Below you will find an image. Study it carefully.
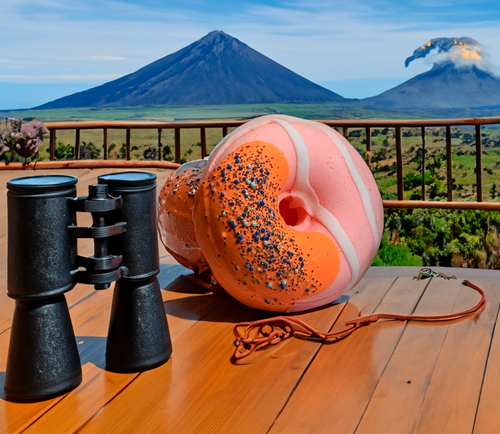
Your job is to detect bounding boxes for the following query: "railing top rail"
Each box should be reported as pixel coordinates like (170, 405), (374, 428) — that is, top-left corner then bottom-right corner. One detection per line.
(44, 120), (248, 130)
(320, 116), (500, 127)
(44, 116), (500, 130)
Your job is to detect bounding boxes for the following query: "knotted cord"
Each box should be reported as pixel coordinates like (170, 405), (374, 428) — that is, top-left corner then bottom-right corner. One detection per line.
(233, 280), (486, 362)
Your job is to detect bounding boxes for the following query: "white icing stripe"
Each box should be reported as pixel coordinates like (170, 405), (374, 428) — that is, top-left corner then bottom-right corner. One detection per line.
(315, 123), (380, 243)
(209, 117), (273, 166)
(282, 116), (380, 247)
(271, 118), (361, 289)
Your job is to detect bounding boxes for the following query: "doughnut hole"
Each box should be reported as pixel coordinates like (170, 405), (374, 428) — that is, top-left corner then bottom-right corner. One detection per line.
(279, 196), (308, 228)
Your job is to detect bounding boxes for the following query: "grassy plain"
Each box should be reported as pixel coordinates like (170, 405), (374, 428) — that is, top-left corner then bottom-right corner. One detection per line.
(0, 102), (424, 122)
(2, 105), (500, 202)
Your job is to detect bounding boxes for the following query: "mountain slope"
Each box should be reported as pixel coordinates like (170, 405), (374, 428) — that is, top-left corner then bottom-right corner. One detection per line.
(363, 63), (500, 110)
(35, 31), (344, 109)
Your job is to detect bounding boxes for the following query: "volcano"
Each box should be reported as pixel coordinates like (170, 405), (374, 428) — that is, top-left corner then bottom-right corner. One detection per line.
(34, 31), (344, 109)
(363, 35), (500, 112)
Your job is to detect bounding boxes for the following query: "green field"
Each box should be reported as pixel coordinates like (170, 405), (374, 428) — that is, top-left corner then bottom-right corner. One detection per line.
(0, 102), (426, 122)
(2, 105), (500, 202)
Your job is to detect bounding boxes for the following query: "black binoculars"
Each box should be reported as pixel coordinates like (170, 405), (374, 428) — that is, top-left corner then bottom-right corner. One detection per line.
(4, 171), (172, 402)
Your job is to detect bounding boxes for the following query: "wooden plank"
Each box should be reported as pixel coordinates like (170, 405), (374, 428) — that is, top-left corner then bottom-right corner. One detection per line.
(354, 278), (481, 434)
(473, 305), (500, 433)
(200, 127), (207, 158)
(269, 276), (425, 434)
(39, 116), (500, 130)
(157, 128), (162, 161)
(365, 126), (371, 168)
(75, 128), (81, 160)
(22, 363), (140, 434)
(421, 126), (426, 200)
(125, 128), (131, 161)
(412, 280), (498, 434)
(174, 128), (181, 164)
(446, 125), (452, 201)
(0, 389), (66, 434)
(74, 277), (386, 434)
(395, 126), (404, 200)
(103, 128), (108, 160)
(49, 128), (55, 161)
(476, 124), (482, 202)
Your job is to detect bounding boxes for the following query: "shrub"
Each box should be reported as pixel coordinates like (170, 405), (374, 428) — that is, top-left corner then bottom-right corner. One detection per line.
(372, 234), (423, 266)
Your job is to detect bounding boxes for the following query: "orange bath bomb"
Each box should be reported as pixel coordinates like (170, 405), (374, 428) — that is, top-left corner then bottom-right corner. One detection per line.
(193, 141), (340, 311)
(158, 159), (209, 274)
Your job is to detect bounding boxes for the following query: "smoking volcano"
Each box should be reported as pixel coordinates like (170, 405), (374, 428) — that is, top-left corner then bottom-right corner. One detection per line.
(364, 37), (500, 111)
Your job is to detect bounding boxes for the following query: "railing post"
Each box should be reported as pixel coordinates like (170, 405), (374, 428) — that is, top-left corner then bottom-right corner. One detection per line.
(476, 124), (483, 202)
(365, 127), (371, 168)
(342, 127), (348, 139)
(446, 125), (453, 201)
(175, 128), (181, 164)
(223, 126), (228, 138)
(395, 126), (404, 200)
(200, 127), (207, 159)
(103, 128), (108, 160)
(158, 129), (162, 161)
(49, 128), (56, 161)
(126, 128), (131, 160)
(75, 129), (80, 160)
(421, 127), (426, 201)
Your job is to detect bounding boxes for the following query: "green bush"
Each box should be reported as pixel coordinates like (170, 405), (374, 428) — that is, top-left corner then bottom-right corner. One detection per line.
(372, 234), (423, 266)
(52, 142), (74, 160)
(380, 208), (500, 269)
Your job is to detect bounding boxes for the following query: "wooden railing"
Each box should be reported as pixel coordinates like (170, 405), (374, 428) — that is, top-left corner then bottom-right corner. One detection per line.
(45, 120), (245, 163)
(44, 116), (500, 211)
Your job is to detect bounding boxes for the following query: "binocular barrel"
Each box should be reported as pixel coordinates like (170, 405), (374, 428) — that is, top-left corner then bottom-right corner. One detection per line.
(5, 175), (81, 402)
(4, 171), (172, 402)
(7, 175), (78, 299)
(97, 172), (171, 373)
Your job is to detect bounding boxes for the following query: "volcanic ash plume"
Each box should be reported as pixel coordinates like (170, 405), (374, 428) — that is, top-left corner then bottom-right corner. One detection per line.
(405, 37), (498, 76)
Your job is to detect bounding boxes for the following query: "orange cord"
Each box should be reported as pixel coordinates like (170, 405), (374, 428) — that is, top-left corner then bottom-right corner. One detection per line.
(233, 280), (486, 361)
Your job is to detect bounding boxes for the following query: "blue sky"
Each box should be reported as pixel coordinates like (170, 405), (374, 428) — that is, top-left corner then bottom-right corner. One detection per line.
(2, 0), (500, 109)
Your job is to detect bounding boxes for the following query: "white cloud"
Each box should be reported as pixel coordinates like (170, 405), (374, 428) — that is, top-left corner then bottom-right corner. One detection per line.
(0, 74), (121, 83)
(88, 56), (127, 61)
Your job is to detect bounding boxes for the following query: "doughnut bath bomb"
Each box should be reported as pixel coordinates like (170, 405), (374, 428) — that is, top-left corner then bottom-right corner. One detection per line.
(158, 159), (210, 274)
(193, 115), (383, 312)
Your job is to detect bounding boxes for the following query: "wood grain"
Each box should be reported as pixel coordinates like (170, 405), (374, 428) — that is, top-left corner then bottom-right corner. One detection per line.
(411, 281), (498, 434)
(473, 302), (500, 434)
(354, 278), (485, 434)
(75, 277), (376, 434)
(269, 276), (426, 434)
(22, 363), (139, 434)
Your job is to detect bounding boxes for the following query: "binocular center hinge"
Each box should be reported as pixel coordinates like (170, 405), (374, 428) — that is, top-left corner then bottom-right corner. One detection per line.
(68, 184), (127, 290)
(69, 185), (122, 213)
(68, 221), (126, 239)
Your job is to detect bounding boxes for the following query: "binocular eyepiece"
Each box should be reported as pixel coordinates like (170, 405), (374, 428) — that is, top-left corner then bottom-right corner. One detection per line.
(4, 171), (172, 402)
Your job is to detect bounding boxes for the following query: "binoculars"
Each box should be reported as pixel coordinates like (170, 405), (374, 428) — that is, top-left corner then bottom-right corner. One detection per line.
(4, 171), (172, 402)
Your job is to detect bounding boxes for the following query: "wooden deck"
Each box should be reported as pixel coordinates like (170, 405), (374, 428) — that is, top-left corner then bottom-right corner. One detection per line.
(1, 168), (500, 434)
